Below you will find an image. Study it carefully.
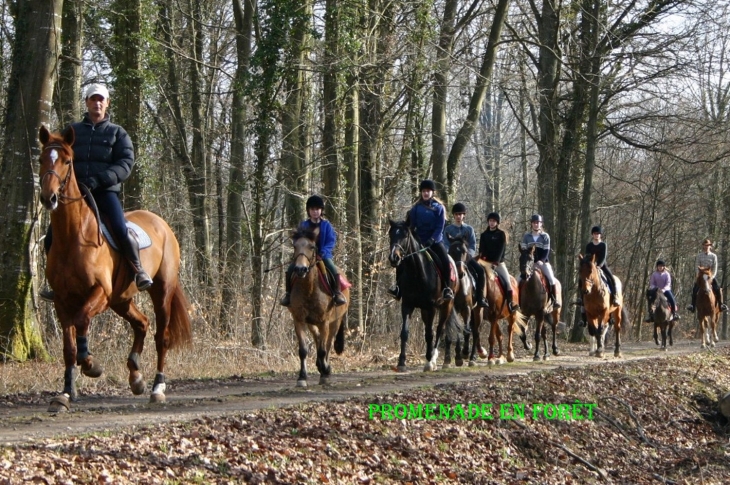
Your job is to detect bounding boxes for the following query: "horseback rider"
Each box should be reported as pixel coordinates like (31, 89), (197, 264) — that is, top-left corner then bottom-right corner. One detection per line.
(403, 179), (454, 301)
(646, 260), (680, 322)
(687, 239), (728, 313)
(584, 226), (619, 306)
(443, 203), (488, 308)
(478, 212), (519, 313)
(40, 83), (152, 301)
(280, 195), (347, 307)
(520, 214), (560, 308)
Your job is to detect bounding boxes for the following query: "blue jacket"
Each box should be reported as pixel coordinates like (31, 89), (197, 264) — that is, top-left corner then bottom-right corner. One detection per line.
(300, 219), (337, 260)
(409, 199), (446, 245)
(70, 113), (134, 193)
(443, 223), (477, 257)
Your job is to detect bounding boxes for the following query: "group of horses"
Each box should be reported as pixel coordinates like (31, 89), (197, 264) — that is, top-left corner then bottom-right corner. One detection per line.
(36, 126), (717, 412)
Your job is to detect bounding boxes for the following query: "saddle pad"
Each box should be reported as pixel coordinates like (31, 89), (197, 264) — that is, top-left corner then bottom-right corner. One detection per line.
(101, 221), (152, 251)
(315, 261), (352, 296)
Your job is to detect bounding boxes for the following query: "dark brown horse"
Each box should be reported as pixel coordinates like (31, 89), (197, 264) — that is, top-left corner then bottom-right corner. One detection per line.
(577, 254), (624, 358)
(286, 227), (349, 386)
(695, 266), (719, 349)
(648, 289), (674, 350)
(518, 245), (560, 361)
(444, 234), (474, 368)
(472, 260), (527, 365)
(38, 126), (192, 412)
(388, 220), (462, 371)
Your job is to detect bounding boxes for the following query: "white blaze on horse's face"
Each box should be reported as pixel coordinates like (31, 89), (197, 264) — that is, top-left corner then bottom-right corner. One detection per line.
(49, 149), (58, 166)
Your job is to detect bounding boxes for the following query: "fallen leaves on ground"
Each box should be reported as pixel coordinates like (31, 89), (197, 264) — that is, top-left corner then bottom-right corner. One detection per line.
(2, 349), (730, 484)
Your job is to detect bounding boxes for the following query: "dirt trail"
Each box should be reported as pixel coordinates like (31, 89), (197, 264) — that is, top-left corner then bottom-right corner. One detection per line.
(0, 340), (719, 446)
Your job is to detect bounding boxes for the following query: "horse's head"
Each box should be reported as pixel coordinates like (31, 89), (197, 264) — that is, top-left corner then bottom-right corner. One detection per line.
(291, 227), (318, 277)
(519, 245), (536, 278)
(697, 266), (713, 291)
(38, 125), (76, 211)
(446, 234), (469, 278)
(388, 219), (413, 267)
(578, 253), (598, 295)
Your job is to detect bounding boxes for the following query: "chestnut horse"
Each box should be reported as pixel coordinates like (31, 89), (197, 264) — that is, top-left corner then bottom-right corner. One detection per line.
(388, 220), (462, 372)
(518, 245), (560, 361)
(648, 289), (674, 350)
(471, 260), (527, 365)
(577, 254), (624, 358)
(286, 227), (349, 386)
(444, 234), (474, 368)
(38, 126), (192, 412)
(695, 266), (719, 348)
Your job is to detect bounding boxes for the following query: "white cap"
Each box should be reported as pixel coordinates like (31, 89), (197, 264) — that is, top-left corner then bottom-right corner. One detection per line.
(84, 84), (110, 100)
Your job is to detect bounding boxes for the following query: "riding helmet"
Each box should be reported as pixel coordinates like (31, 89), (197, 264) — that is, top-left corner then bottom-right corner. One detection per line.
(531, 214), (543, 223)
(656, 259), (665, 267)
(452, 203), (467, 214)
(419, 179), (436, 191)
(487, 212), (501, 223)
(591, 225), (603, 235)
(305, 195), (325, 210)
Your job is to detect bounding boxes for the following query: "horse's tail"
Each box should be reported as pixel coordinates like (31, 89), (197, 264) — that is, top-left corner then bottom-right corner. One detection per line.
(168, 282), (193, 350)
(511, 310), (528, 337)
(334, 312), (347, 355)
(446, 308), (465, 342)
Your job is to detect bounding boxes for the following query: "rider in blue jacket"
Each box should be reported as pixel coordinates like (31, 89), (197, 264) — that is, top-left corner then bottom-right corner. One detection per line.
(280, 195), (347, 307)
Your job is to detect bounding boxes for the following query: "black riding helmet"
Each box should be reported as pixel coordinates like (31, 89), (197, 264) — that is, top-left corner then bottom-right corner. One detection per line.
(487, 212), (500, 223)
(419, 179), (436, 191)
(656, 259), (666, 267)
(306, 195), (325, 210)
(591, 225), (603, 234)
(531, 214), (543, 223)
(452, 202), (467, 214)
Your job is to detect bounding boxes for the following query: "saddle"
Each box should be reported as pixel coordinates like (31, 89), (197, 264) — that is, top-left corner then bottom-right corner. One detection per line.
(423, 250), (457, 282)
(315, 260), (352, 297)
(101, 221), (152, 251)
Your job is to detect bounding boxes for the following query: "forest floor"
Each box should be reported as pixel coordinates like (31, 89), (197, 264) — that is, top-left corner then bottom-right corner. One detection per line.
(1, 339), (730, 484)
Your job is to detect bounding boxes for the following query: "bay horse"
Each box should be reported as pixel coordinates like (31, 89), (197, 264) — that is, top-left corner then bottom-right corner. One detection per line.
(695, 266), (719, 348)
(518, 245), (560, 361)
(286, 227), (349, 387)
(472, 260), (527, 365)
(388, 220), (462, 372)
(443, 234), (475, 368)
(577, 253), (624, 358)
(648, 289), (673, 350)
(38, 126), (192, 412)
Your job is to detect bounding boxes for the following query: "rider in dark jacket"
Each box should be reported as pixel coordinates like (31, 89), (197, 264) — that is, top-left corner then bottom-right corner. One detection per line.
(40, 84), (152, 301)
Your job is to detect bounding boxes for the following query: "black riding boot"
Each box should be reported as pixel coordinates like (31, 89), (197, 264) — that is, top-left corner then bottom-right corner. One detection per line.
(720, 288), (728, 312)
(687, 284), (698, 312)
(280, 265), (294, 306)
(122, 228), (153, 291)
(644, 300), (654, 323)
(550, 284), (561, 308)
(506, 290), (519, 313)
(332, 273), (347, 306)
(39, 226), (55, 302)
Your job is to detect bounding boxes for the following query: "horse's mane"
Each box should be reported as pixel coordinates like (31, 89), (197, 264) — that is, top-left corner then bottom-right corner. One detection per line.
(292, 226), (317, 242)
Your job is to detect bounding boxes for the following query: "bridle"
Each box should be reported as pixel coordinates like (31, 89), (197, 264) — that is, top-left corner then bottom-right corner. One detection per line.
(580, 258), (604, 296)
(40, 143), (84, 203)
(293, 236), (317, 273)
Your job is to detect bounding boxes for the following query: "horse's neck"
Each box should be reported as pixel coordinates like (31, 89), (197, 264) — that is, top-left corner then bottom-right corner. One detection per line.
(295, 267), (320, 295)
(50, 196), (98, 244)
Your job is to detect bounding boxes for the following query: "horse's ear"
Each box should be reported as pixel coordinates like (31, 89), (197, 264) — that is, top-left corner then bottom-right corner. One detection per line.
(61, 126), (75, 146)
(39, 125), (50, 145)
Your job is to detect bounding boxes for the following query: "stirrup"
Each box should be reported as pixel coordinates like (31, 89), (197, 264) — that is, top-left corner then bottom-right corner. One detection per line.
(476, 298), (489, 308)
(39, 288), (55, 302)
(442, 287), (454, 300)
(280, 293), (291, 307)
(721, 304), (728, 312)
(686, 305), (695, 313)
(333, 292), (347, 306)
(135, 271), (153, 291)
(672, 312), (681, 320)
(508, 301), (519, 313)
(387, 286), (401, 300)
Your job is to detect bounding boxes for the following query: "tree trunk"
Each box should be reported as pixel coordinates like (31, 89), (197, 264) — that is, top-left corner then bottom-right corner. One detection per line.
(56, 0), (83, 126)
(0, 0), (62, 361)
(322, 0), (341, 226)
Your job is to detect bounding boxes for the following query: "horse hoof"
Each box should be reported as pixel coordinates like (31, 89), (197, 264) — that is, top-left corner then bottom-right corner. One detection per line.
(614, 352), (622, 358)
(423, 362), (436, 372)
(662, 347), (667, 352)
(48, 394), (70, 413)
(455, 358), (464, 367)
(80, 361), (103, 378)
(497, 357), (506, 365)
(130, 375), (146, 395)
(478, 347), (488, 359)
(543, 355), (549, 361)
(150, 393), (166, 404)
(506, 353), (515, 363)
(595, 351), (604, 358)
(442, 363), (451, 369)
(487, 359), (496, 366)
(533, 356), (541, 362)
(552, 350), (560, 356)
(468, 360), (476, 367)
(296, 380), (308, 388)
(396, 366), (408, 373)
(319, 376), (331, 386)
